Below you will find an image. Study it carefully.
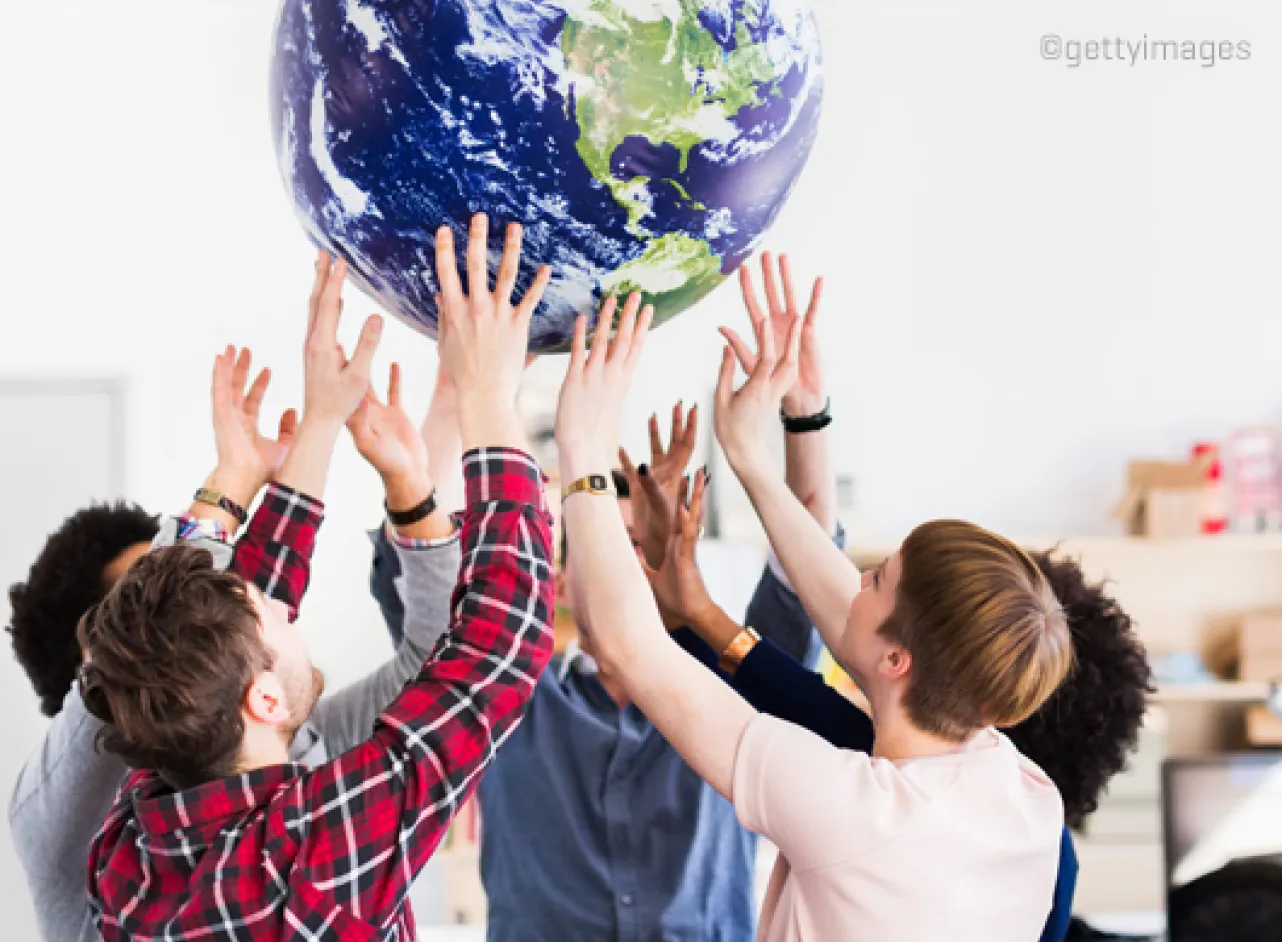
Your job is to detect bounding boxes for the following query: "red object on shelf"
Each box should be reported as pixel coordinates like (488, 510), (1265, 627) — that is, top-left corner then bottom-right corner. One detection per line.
(1192, 442), (1228, 535)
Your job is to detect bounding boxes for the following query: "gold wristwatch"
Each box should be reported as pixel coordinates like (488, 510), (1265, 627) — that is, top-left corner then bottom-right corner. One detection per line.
(562, 474), (615, 501)
(718, 626), (762, 675)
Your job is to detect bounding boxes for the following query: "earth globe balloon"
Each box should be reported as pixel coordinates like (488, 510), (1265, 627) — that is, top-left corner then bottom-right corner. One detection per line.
(270, 1), (824, 352)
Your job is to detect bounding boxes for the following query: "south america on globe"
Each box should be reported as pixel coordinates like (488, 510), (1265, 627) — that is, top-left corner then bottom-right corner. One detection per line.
(271, 0), (824, 353)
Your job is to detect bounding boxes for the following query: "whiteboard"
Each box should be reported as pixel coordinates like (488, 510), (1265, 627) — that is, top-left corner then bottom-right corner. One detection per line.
(0, 379), (124, 941)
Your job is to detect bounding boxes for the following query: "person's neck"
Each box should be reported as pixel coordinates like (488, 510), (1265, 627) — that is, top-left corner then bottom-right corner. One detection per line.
(868, 699), (970, 762)
(236, 723), (291, 773)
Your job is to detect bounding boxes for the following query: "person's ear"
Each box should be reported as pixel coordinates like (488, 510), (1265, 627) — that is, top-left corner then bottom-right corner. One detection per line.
(244, 672), (290, 726)
(879, 645), (912, 682)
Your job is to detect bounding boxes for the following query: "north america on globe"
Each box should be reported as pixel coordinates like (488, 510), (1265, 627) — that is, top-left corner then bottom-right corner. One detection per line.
(271, 0), (824, 352)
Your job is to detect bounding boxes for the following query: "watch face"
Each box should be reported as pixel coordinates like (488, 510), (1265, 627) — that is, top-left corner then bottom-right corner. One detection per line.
(590, 475), (608, 491)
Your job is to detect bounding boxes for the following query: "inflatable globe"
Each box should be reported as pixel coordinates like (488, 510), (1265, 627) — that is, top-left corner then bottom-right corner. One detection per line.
(270, 1), (823, 352)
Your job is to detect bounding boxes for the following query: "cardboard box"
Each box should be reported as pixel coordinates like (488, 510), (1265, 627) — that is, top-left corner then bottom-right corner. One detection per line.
(1240, 612), (1282, 683)
(1246, 705), (1282, 746)
(1115, 460), (1208, 538)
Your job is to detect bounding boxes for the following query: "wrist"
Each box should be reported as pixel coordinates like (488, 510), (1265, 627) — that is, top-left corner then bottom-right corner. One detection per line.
(782, 390), (826, 418)
(559, 449), (615, 487)
(295, 414), (345, 443)
(383, 472), (434, 512)
(206, 467), (260, 511)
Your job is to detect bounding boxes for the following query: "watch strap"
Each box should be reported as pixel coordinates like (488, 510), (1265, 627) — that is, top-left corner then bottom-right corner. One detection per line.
(781, 398), (833, 434)
(717, 626), (762, 675)
(385, 489), (439, 527)
(193, 488), (248, 527)
(562, 474), (615, 501)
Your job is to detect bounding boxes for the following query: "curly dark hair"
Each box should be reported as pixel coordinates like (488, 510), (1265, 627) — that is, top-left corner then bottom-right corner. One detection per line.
(1003, 551), (1154, 828)
(7, 501), (159, 717)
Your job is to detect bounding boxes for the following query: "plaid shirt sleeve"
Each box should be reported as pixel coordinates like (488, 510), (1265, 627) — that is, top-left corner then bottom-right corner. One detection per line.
(290, 448), (554, 927)
(230, 483), (324, 621)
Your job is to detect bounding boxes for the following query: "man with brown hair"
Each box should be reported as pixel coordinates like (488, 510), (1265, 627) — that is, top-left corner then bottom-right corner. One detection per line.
(9, 326), (464, 941)
(80, 216), (557, 941)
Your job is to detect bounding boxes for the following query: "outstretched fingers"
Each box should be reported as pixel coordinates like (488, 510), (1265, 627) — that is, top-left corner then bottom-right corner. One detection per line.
(495, 222), (523, 305)
(514, 265), (553, 322)
(805, 276), (824, 328)
(244, 367), (272, 423)
(435, 226), (464, 311)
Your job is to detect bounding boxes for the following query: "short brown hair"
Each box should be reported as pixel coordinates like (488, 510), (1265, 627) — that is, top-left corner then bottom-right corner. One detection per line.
(78, 544), (270, 788)
(880, 520), (1073, 741)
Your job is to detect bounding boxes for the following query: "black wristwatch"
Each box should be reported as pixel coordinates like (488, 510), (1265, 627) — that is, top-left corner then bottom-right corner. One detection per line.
(781, 398), (833, 434)
(385, 489), (439, 527)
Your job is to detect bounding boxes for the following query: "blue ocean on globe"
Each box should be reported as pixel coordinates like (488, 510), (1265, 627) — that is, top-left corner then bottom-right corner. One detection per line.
(270, 0), (824, 352)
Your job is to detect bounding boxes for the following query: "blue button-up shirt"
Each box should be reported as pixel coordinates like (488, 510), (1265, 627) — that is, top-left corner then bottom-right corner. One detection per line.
(476, 560), (822, 942)
(372, 529), (827, 942)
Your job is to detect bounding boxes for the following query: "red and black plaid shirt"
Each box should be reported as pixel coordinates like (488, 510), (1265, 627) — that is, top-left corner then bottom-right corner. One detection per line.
(231, 481), (324, 621)
(87, 449), (555, 941)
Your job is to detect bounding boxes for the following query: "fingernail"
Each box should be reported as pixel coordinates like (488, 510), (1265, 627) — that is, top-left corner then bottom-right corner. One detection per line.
(638, 464), (649, 477)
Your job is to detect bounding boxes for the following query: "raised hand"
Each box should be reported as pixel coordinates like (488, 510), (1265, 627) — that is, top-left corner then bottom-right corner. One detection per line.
(641, 470), (715, 630)
(211, 346), (298, 496)
(713, 277), (803, 475)
(303, 251), (383, 427)
(348, 363), (431, 501)
(555, 293), (654, 484)
(619, 402), (698, 570)
(723, 253), (825, 417)
(435, 214), (551, 450)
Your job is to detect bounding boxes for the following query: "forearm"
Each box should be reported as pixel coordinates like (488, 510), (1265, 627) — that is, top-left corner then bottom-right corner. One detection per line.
(562, 491), (754, 799)
(457, 393), (525, 453)
(276, 417), (342, 498)
(733, 457), (858, 654)
(385, 474), (456, 542)
(309, 533), (461, 757)
(231, 484), (324, 619)
(423, 377), (464, 511)
(783, 427), (837, 536)
(678, 612), (874, 754)
(186, 467), (261, 534)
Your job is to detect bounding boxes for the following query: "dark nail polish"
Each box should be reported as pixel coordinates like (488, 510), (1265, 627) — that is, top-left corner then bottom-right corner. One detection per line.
(638, 464), (649, 477)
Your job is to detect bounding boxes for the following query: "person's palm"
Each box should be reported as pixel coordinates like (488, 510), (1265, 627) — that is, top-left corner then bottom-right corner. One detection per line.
(621, 402), (698, 570)
(212, 347), (297, 488)
(348, 364), (429, 484)
(725, 253), (825, 415)
(643, 472), (714, 629)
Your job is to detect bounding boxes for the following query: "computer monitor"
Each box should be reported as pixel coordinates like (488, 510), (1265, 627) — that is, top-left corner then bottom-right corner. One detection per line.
(1162, 753), (1282, 931)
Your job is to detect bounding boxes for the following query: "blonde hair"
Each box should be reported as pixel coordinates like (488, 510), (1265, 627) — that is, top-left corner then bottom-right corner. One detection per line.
(879, 520), (1073, 741)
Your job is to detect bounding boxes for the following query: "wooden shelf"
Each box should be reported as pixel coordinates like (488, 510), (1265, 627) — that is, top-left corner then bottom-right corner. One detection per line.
(1151, 681), (1271, 704)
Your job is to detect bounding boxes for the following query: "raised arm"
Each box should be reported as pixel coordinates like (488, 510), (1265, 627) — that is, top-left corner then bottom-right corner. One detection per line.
(307, 361), (463, 756)
(293, 215), (556, 921)
(716, 258), (859, 654)
(724, 253), (836, 536)
(557, 295), (758, 799)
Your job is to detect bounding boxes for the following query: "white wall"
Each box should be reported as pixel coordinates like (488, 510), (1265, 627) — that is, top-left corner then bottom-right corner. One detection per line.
(2, 0), (1282, 928)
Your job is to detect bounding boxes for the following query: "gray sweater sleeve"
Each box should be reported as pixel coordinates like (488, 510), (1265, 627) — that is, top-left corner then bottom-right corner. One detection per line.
(8, 687), (127, 942)
(6, 516), (242, 942)
(306, 527), (461, 758)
